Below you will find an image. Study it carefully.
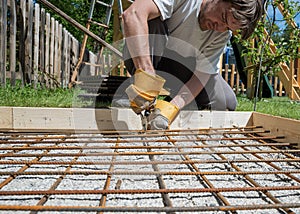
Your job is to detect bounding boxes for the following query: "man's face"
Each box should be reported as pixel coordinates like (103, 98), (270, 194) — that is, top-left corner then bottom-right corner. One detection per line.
(199, 0), (242, 32)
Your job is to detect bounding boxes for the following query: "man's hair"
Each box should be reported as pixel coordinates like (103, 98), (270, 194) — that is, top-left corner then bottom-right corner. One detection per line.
(225, 0), (264, 39)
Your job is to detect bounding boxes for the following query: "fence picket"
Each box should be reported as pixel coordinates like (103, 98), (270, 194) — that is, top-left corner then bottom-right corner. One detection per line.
(9, 0), (17, 86)
(40, 8), (46, 84)
(33, 3), (40, 87)
(26, 0), (34, 83)
(0, 0), (8, 86)
(44, 12), (50, 87)
(49, 17), (55, 87)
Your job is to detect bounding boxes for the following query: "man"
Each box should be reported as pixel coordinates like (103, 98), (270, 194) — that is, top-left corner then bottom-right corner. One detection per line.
(120, 0), (263, 130)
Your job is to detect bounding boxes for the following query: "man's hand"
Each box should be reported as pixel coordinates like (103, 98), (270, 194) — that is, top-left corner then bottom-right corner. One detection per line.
(147, 100), (179, 130)
(125, 69), (166, 114)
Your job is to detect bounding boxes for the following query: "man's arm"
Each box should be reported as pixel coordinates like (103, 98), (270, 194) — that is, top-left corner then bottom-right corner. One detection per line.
(170, 71), (211, 108)
(122, 0), (161, 75)
(146, 71), (211, 130)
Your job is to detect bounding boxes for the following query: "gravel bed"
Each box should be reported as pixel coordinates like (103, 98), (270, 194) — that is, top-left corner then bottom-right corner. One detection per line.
(0, 131), (299, 214)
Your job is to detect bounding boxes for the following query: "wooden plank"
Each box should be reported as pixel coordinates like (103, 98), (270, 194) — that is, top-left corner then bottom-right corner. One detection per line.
(45, 12), (50, 87)
(19, 0), (27, 85)
(13, 107), (75, 131)
(25, 0), (33, 83)
(0, 107), (12, 130)
(235, 72), (240, 95)
(224, 64), (228, 83)
(49, 17), (55, 87)
(296, 47), (300, 86)
(274, 76), (278, 96)
(40, 8), (46, 84)
(3, 107), (300, 148)
(90, 51), (96, 76)
(57, 23), (63, 86)
(9, 0), (17, 86)
(252, 112), (300, 148)
(62, 29), (68, 87)
(11, 107), (141, 131)
(66, 32), (71, 86)
(71, 35), (79, 80)
(53, 20), (59, 85)
(279, 81), (283, 96)
(0, 0), (7, 86)
(33, 3), (40, 87)
(230, 64), (235, 88)
(171, 111), (253, 129)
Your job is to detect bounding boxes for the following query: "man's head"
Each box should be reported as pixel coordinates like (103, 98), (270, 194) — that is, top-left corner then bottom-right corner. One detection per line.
(199, 0), (263, 39)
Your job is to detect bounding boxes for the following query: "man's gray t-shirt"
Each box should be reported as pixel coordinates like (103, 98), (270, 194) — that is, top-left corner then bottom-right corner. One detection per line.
(153, 0), (231, 75)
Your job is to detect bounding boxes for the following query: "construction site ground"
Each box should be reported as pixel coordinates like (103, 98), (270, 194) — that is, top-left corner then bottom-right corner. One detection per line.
(0, 107), (299, 213)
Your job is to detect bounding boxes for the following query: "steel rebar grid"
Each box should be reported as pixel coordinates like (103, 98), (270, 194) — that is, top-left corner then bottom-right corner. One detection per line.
(0, 126), (299, 213)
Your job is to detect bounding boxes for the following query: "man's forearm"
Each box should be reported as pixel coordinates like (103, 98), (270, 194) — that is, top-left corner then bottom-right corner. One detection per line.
(171, 72), (211, 108)
(122, 0), (160, 74)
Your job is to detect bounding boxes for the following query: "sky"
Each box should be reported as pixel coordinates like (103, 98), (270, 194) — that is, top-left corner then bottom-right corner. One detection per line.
(266, 0), (300, 29)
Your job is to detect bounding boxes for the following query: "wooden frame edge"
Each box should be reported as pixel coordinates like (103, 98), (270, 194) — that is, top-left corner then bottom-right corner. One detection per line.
(252, 112), (300, 148)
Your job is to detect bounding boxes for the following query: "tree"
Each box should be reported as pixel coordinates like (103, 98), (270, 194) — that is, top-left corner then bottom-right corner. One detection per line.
(234, 0), (300, 100)
(44, 0), (111, 51)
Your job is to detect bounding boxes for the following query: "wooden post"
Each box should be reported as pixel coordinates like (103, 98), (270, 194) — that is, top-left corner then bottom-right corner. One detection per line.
(33, 3), (40, 87)
(289, 58), (294, 99)
(40, 8), (46, 85)
(49, 17), (55, 87)
(65, 33), (71, 86)
(53, 21), (59, 86)
(235, 71), (240, 95)
(224, 64), (229, 83)
(9, 0), (17, 86)
(62, 29), (68, 87)
(25, 0), (33, 84)
(57, 23), (63, 86)
(45, 13), (51, 87)
(230, 64), (235, 89)
(0, 0), (7, 86)
(274, 76), (278, 96)
(241, 82), (245, 95)
(119, 60), (124, 76)
(219, 54), (223, 76)
(279, 81), (283, 97)
(108, 54), (112, 75)
(296, 47), (300, 86)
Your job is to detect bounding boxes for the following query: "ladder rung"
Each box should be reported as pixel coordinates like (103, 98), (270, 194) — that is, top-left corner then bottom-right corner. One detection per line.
(96, 0), (113, 8)
(90, 20), (109, 28)
(292, 84), (300, 88)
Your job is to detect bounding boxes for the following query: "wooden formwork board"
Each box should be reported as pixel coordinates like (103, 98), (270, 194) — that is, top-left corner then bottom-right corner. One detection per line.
(0, 107), (299, 147)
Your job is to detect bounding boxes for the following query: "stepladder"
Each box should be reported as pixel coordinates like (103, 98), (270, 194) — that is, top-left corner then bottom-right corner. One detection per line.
(69, 0), (132, 88)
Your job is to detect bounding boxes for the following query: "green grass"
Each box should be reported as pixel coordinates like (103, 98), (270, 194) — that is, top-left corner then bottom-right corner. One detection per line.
(0, 83), (92, 108)
(0, 84), (299, 120)
(236, 95), (300, 120)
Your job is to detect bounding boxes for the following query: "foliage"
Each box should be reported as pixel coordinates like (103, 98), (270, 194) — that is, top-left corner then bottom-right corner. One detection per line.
(233, 0), (300, 99)
(44, 0), (112, 52)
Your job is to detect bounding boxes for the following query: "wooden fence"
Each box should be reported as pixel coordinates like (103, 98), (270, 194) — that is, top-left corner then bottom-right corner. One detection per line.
(0, 0), (111, 88)
(221, 64), (287, 97)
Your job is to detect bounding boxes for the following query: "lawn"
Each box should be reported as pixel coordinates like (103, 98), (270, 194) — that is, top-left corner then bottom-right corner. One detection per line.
(236, 95), (300, 120)
(0, 84), (299, 120)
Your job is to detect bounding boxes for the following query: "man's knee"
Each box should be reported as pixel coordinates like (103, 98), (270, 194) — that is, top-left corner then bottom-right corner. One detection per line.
(227, 94), (237, 111)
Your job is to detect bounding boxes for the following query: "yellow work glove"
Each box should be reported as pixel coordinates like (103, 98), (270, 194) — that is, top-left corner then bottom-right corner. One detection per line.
(125, 69), (166, 114)
(147, 100), (179, 130)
